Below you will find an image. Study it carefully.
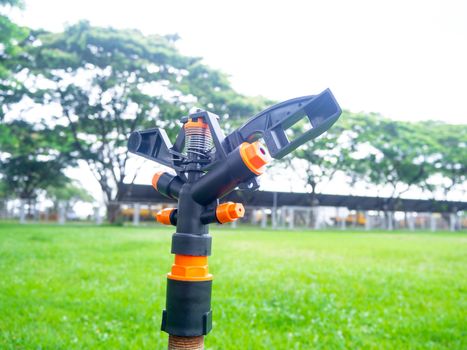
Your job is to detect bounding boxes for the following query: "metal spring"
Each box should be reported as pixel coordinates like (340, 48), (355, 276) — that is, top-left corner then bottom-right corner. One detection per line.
(185, 125), (213, 156)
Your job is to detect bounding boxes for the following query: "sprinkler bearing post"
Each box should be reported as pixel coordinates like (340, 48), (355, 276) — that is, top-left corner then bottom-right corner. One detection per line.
(127, 89), (342, 348)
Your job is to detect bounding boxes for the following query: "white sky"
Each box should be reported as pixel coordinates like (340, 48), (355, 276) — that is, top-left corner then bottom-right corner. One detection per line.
(10, 0), (467, 124)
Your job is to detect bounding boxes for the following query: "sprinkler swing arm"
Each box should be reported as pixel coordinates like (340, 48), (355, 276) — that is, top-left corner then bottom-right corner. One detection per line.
(127, 88), (341, 345)
(129, 88), (341, 171)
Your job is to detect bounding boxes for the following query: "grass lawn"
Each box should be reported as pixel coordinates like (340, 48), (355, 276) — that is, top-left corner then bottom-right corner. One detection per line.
(0, 223), (466, 349)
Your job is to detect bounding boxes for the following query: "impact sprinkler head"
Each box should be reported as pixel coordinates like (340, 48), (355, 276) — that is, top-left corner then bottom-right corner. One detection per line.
(128, 88), (342, 348)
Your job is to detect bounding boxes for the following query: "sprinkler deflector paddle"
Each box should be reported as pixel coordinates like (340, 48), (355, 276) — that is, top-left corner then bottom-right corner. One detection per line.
(127, 88), (342, 343)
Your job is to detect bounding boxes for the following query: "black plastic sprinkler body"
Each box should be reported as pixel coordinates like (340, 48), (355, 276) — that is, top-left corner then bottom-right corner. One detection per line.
(127, 88), (342, 349)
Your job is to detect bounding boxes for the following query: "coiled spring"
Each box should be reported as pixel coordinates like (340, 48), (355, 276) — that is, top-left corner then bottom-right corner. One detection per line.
(185, 122), (213, 157)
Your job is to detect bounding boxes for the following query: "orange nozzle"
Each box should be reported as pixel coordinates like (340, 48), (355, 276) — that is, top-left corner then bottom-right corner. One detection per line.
(156, 208), (175, 225)
(239, 141), (271, 175)
(152, 171), (164, 191)
(168, 255), (213, 281)
(184, 118), (209, 129)
(216, 202), (245, 224)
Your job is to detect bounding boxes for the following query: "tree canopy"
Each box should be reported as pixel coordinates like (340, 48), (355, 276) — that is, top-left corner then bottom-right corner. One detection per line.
(288, 111), (466, 201)
(0, 0), (28, 117)
(0, 16), (465, 220)
(1, 21), (269, 220)
(0, 120), (72, 199)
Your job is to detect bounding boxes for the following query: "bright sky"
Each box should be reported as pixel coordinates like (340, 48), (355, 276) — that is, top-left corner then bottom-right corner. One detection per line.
(11, 0), (467, 124)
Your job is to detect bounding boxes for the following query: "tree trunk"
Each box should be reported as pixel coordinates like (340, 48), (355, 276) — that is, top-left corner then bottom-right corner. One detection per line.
(106, 202), (120, 224)
(307, 184), (319, 228)
(28, 198), (33, 219)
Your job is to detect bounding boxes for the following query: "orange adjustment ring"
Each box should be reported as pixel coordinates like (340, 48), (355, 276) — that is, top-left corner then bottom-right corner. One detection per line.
(168, 255), (213, 281)
(152, 171), (165, 191)
(156, 208), (175, 225)
(216, 202), (245, 224)
(239, 141), (271, 175)
(184, 118), (209, 129)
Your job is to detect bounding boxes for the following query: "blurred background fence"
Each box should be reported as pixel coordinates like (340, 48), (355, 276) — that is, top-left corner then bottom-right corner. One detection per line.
(2, 188), (465, 231)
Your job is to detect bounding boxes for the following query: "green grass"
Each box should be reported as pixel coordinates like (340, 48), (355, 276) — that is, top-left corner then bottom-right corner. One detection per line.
(0, 223), (466, 349)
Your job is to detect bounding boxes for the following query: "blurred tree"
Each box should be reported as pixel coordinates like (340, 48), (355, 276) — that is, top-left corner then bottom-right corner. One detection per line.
(46, 182), (93, 214)
(10, 22), (268, 222)
(0, 179), (7, 197)
(348, 116), (438, 199)
(422, 122), (467, 199)
(46, 182), (93, 203)
(0, 169), (6, 217)
(0, 120), (73, 202)
(283, 111), (363, 228)
(283, 110), (464, 220)
(2, 17), (464, 221)
(339, 114), (443, 229)
(0, 0), (28, 119)
(286, 114), (348, 198)
(0, 0), (23, 5)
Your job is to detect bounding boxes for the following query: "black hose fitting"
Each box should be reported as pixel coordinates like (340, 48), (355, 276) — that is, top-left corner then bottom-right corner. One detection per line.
(191, 142), (270, 205)
(152, 172), (184, 199)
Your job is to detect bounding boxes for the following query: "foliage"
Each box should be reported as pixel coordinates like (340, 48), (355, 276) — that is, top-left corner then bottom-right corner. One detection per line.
(7, 22), (268, 220)
(0, 0), (24, 6)
(1, 17), (465, 209)
(46, 182), (93, 203)
(0, 0), (28, 119)
(285, 110), (466, 201)
(343, 114), (439, 198)
(286, 112), (349, 196)
(0, 120), (73, 199)
(0, 179), (7, 197)
(423, 122), (467, 197)
(0, 223), (465, 349)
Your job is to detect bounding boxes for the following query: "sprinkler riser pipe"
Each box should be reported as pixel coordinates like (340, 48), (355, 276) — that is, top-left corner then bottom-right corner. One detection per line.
(126, 90), (342, 347)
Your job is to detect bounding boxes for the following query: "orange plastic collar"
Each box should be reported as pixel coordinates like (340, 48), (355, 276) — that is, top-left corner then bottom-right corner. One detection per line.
(152, 171), (165, 191)
(156, 208), (175, 225)
(168, 255), (213, 281)
(184, 118), (209, 129)
(216, 202), (244, 224)
(239, 142), (271, 175)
